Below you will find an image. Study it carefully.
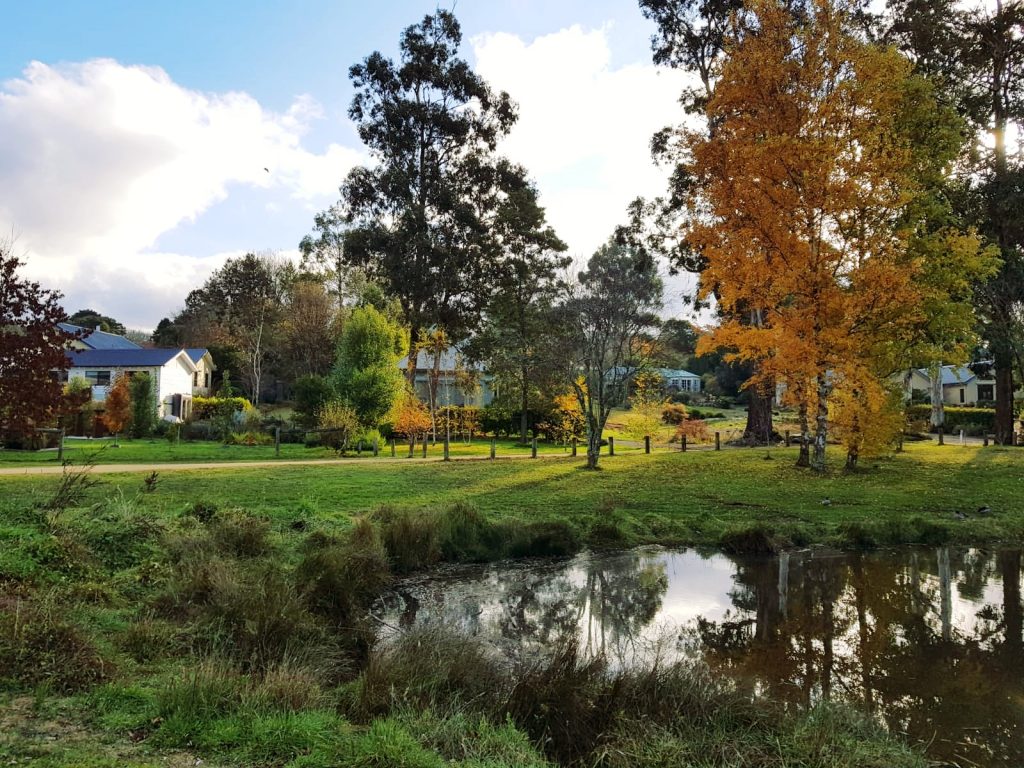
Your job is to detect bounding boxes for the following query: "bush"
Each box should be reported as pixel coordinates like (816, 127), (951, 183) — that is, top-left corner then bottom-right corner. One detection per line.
(0, 600), (113, 692)
(192, 396), (253, 421)
(661, 404), (689, 425)
(209, 512), (273, 558)
(317, 400), (361, 452)
(907, 404), (995, 433)
(129, 373), (159, 438)
(674, 419), (711, 443)
(226, 430), (272, 446)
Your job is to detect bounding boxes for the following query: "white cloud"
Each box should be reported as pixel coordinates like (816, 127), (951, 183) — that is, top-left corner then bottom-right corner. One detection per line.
(471, 25), (701, 314)
(0, 59), (362, 328)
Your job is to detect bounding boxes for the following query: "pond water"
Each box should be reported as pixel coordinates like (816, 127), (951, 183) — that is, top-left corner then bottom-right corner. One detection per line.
(372, 546), (1024, 768)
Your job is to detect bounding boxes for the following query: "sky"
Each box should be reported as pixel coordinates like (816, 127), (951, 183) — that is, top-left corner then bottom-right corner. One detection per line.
(1, 1), (698, 331)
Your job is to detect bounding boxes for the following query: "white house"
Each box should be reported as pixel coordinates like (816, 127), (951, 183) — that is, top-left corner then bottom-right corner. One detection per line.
(185, 348), (217, 396)
(63, 348), (199, 421)
(658, 368), (702, 393)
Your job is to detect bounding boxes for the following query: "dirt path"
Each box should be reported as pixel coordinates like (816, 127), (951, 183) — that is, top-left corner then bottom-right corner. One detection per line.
(0, 452), (572, 476)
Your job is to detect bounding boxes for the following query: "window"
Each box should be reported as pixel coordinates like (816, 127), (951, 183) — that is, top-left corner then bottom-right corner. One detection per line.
(959, 388), (965, 404)
(978, 384), (994, 401)
(193, 372), (199, 387)
(205, 372), (210, 388)
(85, 370), (111, 386)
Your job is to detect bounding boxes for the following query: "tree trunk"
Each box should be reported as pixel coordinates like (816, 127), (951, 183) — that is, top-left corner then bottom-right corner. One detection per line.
(929, 361), (944, 431)
(405, 327), (419, 389)
(811, 376), (829, 472)
(519, 366), (529, 445)
(743, 379), (775, 444)
(845, 445), (858, 471)
(994, 351), (1015, 445)
(585, 415), (602, 470)
(796, 401), (810, 468)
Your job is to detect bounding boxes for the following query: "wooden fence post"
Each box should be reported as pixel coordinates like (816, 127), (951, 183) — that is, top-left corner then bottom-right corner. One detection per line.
(391, 439), (396, 457)
(571, 437), (577, 457)
(608, 436), (615, 456)
(531, 437), (538, 458)
(983, 434), (989, 447)
(784, 430), (790, 447)
(644, 435), (651, 454)
(937, 426), (944, 446)
(57, 428), (65, 462)
(715, 432), (721, 451)
(490, 437), (496, 460)
(422, 435), (428, 458)
(274, 426), (280, 457)
(373, 438), (379, 457)
(681, 435), (687, 452)
(443, 435), (450, 461)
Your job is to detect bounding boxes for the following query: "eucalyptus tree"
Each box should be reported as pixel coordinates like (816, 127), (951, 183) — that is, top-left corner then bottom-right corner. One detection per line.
(306, 11), (517, 384)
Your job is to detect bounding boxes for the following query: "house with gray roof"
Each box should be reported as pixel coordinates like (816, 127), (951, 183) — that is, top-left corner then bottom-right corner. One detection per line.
(904, 364), (996, 406)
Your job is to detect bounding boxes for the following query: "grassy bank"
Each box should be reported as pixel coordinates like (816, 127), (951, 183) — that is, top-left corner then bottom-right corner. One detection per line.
(0, 474), (928, 767)
(2, 442), (1022, 553)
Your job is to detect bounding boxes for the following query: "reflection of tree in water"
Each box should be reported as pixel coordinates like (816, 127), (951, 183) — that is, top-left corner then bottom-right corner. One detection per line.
(489, 551), (669, 664)
(686, 548), (1024, 768)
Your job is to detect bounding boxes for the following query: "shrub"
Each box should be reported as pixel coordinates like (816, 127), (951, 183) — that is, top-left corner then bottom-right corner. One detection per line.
(505, 520), (581, 559)
(129, 373), (159, 438)
(661, 403), (689, 425)
(906, 404), (995, 433)
(226, 430), (272, 446)
(317, 400), (361, 452)
(209, 512), (273, 558)
(674, 419), (711, 443)
(0, 600), (113, 692)
(192, 396), (253, 421)
(373, 506), (441, 573)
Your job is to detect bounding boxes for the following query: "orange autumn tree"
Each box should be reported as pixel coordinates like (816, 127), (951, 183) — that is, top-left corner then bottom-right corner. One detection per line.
(686, 0), (928, 471)
(390, 390), (432, 452)
(102, 373), (133, 445)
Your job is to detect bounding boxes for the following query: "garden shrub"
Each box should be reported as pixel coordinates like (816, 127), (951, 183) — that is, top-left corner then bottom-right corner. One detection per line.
(192, 396), (252, 421)
(317, 400), (361, 452)
(661, 403), (689, 425)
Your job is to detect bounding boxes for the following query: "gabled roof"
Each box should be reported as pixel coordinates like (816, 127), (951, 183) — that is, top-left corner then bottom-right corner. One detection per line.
(658, 368), (700, 380)
(185, 348), (213, 366)
(399, 347), (485, 373)
(914, 364), (983, 386)
(65, 348), (197, 372)
(58, 322), (142, 350)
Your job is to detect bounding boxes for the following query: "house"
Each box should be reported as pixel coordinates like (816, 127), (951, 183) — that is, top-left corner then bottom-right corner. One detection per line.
(185, 349), (216, 396)
(658, 368), (702, 394)
(63, 348), (199, 421)
(903, 364), (996, 406)
(58, 322), (142, 351)
(397, 348), (494, 407)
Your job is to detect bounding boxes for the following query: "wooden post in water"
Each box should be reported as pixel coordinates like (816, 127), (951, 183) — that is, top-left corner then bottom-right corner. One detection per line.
(681, 435), (687, 452)
(608, 436), (615, 456)
(644, 435), (651, 454)
(274, 426), (280, 457)
(443, 435), (450, 461)
(715, 432), (721, 451)
(571, 437), (577, 457)
(531, 437), (538, 458)
(490, 437), (496, 460)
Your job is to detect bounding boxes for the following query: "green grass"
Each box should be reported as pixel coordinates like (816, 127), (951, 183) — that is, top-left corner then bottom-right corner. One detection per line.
(0, 436), (577, 467)
(2, 442), (1020, 550)
(1, 441), (1016, 767)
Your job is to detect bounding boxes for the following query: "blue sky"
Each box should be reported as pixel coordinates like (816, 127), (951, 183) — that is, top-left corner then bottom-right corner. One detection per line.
(2, 2), (695, 328)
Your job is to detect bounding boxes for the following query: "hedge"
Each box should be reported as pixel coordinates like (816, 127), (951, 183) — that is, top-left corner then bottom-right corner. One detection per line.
(192, 396), (252, 420)
(907, 404), (995, 433)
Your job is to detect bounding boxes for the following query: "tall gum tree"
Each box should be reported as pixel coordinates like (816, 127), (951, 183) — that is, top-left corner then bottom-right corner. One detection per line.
(685, 0), (940, 471)
(306, 11), (517, 385)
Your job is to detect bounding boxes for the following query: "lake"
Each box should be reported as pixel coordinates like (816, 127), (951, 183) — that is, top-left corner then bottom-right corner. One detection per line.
(372, 545), (1024, 768)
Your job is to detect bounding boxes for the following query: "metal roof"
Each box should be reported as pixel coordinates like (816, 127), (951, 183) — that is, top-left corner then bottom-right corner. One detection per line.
(58, 322), (142, 350)
(65, 348), (196, 371)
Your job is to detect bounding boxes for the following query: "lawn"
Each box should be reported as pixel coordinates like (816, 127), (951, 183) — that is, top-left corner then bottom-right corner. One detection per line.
(0, 435), (585, 467)
(2, 441), (1021, 550)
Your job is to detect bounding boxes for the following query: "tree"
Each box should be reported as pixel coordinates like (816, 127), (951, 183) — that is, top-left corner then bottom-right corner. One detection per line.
(68, 308), (126, 336)
(390, 390), (433, 451)
(151, 317), (182, 347)
(333, 305), (407, 429)
(0, 244), (77, 443)
(622, 371), (667, 442)
(279, 280), (342, 380)
(129, 373), (158, 438)
(685, 0), (940, 471)
(555, 240), (663, 469)
(293, 374), (337, 429)
(183, 253), (291, 403)
(307, 10), (518, 382)
(887, 0), (1024, 443)
(469, 171), (569, 443)
(102, 373), (133, 445)
(317, 401), (360, 453)
(627, 0), (780, 444)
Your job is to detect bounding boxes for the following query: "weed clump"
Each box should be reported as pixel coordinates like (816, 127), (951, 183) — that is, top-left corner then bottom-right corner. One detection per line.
(719, 525), (778, 555)
(209, 511), (273, 558)
(0, 599), (113, 692)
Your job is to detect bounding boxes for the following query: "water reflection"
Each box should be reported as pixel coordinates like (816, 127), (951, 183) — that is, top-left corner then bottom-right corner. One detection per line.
(372, 546), (1024, 768)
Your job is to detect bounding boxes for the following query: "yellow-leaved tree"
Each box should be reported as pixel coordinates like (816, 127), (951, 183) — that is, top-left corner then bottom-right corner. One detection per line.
(686, 0), (981, 471)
